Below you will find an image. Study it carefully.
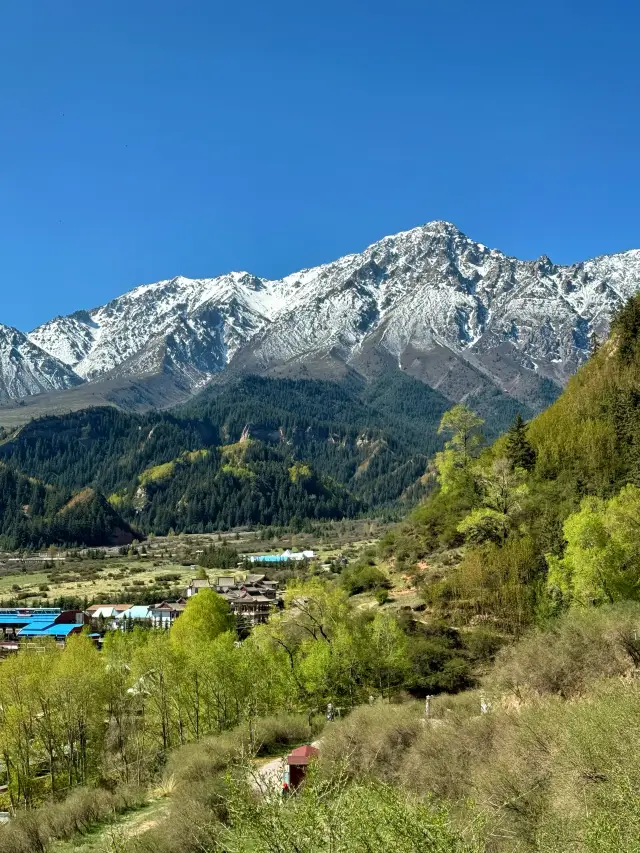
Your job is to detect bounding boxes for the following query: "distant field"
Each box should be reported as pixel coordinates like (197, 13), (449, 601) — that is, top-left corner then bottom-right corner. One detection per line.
(0, 519), (391, 606)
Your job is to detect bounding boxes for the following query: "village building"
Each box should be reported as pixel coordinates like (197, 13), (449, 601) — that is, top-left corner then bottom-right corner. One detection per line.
(248, 549), (315, 564)
(183, 573), (282, 627)
(113, 605), (151, 627)
(185, 578), (211, 597)
(148, 599), (186, 629)
(86, 603), (133, 622)
(0, 608), (90, 652)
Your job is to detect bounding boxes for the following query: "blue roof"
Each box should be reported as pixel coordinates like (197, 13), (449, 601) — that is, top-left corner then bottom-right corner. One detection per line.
(250, 555), (289, 563)
(0, 614), (58, 625)
(41, 624), (81, 636)
(116, 606), (149, 620)
(18, 625), (55, 636)
(18, 623), (81, 637)
(0, 609), (60, 615)
(0, 616), (36, 626)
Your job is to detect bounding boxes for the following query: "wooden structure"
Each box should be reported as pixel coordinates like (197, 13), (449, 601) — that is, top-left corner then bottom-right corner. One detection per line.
(286, 744), (320, 789)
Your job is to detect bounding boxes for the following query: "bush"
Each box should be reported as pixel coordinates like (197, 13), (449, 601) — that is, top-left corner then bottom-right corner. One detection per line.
(400, 707), (498, 801)
(250, 712), (324, 756)
(490, 602), (640, 699)
(0, 784), (147, 853)
(375, 587), (389, 605)
(341, 563), (391, 596)
(319, 703), (423, 783)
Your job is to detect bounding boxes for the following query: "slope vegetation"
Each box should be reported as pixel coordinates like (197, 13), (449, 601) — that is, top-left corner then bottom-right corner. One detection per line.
(380, 294), (640, 637)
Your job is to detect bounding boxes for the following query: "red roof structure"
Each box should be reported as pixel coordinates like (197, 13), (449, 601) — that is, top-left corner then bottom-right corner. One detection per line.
(287, 744), (320, 766)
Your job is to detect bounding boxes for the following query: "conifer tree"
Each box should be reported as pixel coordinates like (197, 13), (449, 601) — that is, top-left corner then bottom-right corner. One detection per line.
(504, 414), (536, 472)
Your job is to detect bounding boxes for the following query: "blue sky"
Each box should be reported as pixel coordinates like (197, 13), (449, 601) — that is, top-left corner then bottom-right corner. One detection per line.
(1, 0), (639, 330)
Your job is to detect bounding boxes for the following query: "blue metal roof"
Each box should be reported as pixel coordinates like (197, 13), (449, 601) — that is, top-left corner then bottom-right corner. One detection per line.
(18, 623), (80, 637)
(249, 555), (289, 563)
(0, 609), (60, 615)
(0, 616), (36, 626)
(18, 625), (55, 636)
(41, 624), (81, 636)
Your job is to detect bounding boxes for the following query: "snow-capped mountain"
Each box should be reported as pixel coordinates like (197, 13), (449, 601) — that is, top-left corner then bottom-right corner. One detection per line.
(10, 221), (640, 410)
(0, 324), (83, 404)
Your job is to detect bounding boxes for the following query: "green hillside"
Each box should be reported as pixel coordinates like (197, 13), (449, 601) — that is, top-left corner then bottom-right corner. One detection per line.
(381, 294), (640, 635)
(0, 465), (135, 550)
(0, 372), (528, 544)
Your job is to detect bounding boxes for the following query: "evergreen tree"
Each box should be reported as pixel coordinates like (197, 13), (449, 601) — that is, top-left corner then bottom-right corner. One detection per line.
(504, 414), (536, 472)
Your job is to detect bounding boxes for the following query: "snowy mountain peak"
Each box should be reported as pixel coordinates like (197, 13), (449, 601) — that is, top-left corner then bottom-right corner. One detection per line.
(0, 323), (83, 404)
(3, 221), (640, 411)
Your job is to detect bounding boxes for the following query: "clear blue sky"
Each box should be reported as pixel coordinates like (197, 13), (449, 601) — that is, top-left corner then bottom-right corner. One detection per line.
(1, 0), (639, 330)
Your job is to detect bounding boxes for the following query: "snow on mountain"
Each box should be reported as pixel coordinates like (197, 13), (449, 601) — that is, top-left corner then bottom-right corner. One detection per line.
(16, 222), (640, 408)
(0, 324), (83, 404)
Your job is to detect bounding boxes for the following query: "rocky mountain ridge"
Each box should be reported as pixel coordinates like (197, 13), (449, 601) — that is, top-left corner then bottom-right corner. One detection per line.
(2, 221), (639, 408)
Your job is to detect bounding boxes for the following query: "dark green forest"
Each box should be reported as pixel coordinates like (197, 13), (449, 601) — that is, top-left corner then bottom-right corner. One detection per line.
(0, 372), (519, 548)
(0, 371), (530, 549)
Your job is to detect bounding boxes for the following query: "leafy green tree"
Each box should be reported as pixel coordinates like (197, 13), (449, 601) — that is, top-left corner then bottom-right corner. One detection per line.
(437, 404), (485, 461)
(457, 507), (512, 545)
(368, 612), (409, 699)
(457, 458), (528, 544)
(171, 588), (235, 646)
(547, 485), (640, 607)
(434, 405), (484, 503)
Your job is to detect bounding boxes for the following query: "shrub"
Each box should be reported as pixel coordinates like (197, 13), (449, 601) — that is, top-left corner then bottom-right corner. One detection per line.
(318, 702), (423, 783)
(400, 708), (498, 801)
(375, 587), (390, 605)
(0, 784), (147, 853)
(341, 563), (391, 596)
(250, 712), (323, 756)
(490, 602), (640, 698)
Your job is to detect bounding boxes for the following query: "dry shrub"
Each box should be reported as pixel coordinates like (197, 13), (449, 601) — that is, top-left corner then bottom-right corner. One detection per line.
(163, 730), (241, 788)
(535, 680), (640, 852)
(0, 784), (147, 853)
(319, 702), (423, 783)
(491, 603), (640, 698)
(250, 712), (323, 756)
(429, 687), (485, 720)
(401, 711), (499, 801)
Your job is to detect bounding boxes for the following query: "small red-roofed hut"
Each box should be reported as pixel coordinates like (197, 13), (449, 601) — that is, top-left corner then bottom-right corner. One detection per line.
(286, 744), (320, 789)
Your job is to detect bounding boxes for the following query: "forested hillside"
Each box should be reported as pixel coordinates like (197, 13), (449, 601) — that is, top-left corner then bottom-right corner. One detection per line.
(0, 372), (524, 546)
(0, 465), (135, 550)
(382, 294), (640, 634)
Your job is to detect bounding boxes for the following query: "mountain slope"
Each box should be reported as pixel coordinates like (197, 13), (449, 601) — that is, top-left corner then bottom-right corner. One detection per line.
(17, 222), (640, 411)
(0, 464), (136, 550)
(0, 324), (83, 404)
(383, 292), (640, 637)
(0, 372), (506, 537)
